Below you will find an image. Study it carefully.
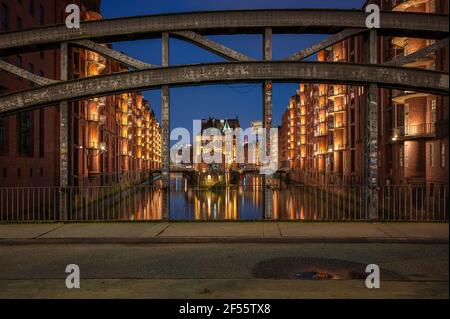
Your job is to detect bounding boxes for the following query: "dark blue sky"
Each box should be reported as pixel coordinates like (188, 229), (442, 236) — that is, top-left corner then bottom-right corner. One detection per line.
(100, 0), (365, 138)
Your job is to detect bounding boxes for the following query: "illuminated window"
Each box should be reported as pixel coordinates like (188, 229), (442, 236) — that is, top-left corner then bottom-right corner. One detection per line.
(430, 99), (437, 124)
(441, 143), (446, 168)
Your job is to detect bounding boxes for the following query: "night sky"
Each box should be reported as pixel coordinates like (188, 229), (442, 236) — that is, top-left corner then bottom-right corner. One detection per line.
(100, 0), (365, 140)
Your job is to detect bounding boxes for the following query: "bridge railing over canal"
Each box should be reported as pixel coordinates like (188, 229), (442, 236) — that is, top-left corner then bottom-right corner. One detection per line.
(0, 184), (447, 222)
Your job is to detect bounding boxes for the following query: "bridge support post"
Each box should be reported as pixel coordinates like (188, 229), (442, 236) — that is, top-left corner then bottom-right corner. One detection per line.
(364, 29), (379, 220)
(263, 28), (274, 220)
(59, 42), (70, 221)
(161, 32), (170, 220)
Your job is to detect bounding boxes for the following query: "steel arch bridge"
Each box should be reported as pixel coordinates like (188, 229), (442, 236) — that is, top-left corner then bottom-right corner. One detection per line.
(0, 9), (448, 219)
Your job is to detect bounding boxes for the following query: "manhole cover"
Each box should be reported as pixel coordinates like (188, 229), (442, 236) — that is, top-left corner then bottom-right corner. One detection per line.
(295, 271), (334, 280)
(252, 257), (405, 280)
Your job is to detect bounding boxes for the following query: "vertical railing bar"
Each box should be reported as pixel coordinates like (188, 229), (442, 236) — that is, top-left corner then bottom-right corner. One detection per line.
(44, 187), (47, 221)
(118, 185), (123, 221)
(443, 186), (448, 221)
(53, 187), (56, 221)
(431, 186), (434, 221)
(0, 189), (2, 221)
(7, 188), (9, 222)
(70, 187), (73, 221)
(134, 184), (137, 221)
(352, 187), (355, 220)
(408, 186), (412, 221)
(32, 187), (35, 221)
(338, 187), (341, 221)
(37, 188), (40, 222)
(90, 187), (93, 221)
(311, 185), (314, 221)
(43, 188), (46, 222)
(415, 186), (419, 221)
(346, 186), (349, 220)
(402, 187), (406, 221)
(438, 186), (441, 221)
(82, 187), (84, 221)
(3, 189), (5, 221)
(421, 186), (424, 221)
(86, 187), (89, 221)
(26, 188), (29, 221)
(129, 186), (132, 221)
(107, 186), (111, 221)
(395, 187), (398, 221)
(102, 187), (105, 221)
(320, 187), (323, 220)
(21, 188), (24, 221)
(15, 188), (18, 222)
(95, 186), (100, 221)
(0, 189), (3, 222)
(388, 186), (395, 220)
(46, 187), (49, 222)
(47, 187), (50, 222)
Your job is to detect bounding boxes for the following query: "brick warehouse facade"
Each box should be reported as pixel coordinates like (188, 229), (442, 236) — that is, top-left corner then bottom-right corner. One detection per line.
(280, 0), (449, 189)
(0, 0), (161, 188)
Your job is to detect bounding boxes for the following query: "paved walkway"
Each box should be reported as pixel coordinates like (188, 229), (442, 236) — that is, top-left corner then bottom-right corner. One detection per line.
(0, 222), (448, 243)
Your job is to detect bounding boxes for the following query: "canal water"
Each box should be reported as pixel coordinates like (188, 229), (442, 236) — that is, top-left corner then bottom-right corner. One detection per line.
(98, 173), (366, 221)
(169, 173), (264, 220)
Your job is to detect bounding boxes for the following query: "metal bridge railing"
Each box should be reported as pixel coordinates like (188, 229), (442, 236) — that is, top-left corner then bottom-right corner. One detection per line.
(0, 184), (448, 222)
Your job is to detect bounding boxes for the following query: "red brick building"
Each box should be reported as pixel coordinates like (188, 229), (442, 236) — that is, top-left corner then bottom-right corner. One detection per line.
(0, 0), (161, 188)
(279, 0), (449, 189)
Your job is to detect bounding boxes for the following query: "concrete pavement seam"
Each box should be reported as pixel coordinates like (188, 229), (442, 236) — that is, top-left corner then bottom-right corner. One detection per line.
(32, 223), (66, 239)
(380, 223), (410, 238)
(374, 223), (395, 238)
(155, 224), (171, 237)
(276, 222), (283, 237)
(0, 237), (448, 245)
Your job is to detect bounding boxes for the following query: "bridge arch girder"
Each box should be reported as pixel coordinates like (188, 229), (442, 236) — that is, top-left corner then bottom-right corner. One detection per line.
(0, 61), (447, 115)
(0, 9), (448, 55)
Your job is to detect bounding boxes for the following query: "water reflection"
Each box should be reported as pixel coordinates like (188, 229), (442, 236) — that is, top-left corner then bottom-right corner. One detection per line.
(170, 173), (263, 220)
(69, 173), (366, 221)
